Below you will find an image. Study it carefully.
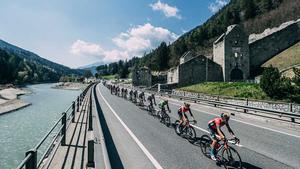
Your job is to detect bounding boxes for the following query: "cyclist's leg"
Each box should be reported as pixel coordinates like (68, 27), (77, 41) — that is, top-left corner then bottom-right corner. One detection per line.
(208, 127), (218, 160)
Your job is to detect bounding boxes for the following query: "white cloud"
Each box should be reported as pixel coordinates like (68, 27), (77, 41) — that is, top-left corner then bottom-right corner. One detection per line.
(70, 23), (178, 63)
(150, 0), (181, 19)
(70, 40), (104, 56)
(208, 0), (228, 13)
(113, 23), (178, 53)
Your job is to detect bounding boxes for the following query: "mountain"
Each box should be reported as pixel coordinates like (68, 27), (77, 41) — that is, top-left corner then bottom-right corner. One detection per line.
(78, 61), (105, 75)
(0, 39), (82, 75)
(135, 0), (300, 71)
(0, 39), (83, 84)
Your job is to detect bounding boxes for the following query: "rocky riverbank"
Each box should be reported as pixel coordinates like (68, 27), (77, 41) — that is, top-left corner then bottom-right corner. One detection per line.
(52, 82), (88, 90)
(0, 86), (31, 115)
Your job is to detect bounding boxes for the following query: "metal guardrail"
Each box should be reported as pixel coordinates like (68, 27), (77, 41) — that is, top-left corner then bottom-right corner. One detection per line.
(164, 92), (300, 123)
(16, 83), (94, 169)
(171, 90), (300, 113)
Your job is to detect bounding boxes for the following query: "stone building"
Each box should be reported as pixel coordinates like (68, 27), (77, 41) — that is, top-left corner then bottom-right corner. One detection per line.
(167, 54), (223, 86)
(213, 25), (250, 81)
(132, 67), (152, 87)
(167, 67), (179, 84)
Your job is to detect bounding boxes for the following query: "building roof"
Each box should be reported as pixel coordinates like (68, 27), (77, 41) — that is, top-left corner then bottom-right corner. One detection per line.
(180, 51), (192, 58)
(214, 24), (239, 44)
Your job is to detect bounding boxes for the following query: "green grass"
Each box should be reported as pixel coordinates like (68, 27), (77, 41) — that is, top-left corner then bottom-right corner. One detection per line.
(101, 74), (116, 80)
(180, 82), (268, 100)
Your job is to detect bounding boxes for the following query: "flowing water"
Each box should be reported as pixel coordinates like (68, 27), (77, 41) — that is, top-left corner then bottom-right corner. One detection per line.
(0, 83), (81, 169)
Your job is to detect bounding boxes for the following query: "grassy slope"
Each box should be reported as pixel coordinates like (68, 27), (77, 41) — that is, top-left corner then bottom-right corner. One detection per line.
(102, 74), (116, 80)
(180, 82), (268, 100)
(263, 41), (300, 70)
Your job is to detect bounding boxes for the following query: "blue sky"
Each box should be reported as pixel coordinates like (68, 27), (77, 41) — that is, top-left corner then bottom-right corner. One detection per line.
(0, 0), (228, 68)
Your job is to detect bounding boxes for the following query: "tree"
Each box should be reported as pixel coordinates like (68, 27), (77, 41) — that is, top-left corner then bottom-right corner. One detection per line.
(156, 42), (170, 71)
(83, 70), (93, 78)
(260, 66), (294, 99)
(260, 66), (281, 98)
(242, 0), (256, 20)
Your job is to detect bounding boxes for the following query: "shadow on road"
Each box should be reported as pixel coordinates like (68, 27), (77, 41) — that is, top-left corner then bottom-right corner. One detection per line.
(94, 87), (124, 169)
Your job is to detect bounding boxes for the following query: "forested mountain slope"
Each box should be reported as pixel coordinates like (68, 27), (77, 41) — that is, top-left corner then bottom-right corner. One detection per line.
(0, 39), (82, 84)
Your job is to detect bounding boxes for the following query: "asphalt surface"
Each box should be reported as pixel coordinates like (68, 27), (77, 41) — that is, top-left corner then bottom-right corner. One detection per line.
(94, 84), (300, 169)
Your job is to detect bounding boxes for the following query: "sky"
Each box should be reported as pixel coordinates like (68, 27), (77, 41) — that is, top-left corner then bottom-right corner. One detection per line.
(0, 0), (229, 68)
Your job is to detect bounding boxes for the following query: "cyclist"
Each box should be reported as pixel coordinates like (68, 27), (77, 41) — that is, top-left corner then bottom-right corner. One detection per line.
(138, 91), (146, 106)
(147, 93), (156, 111)
(124, 89), (128, 98)
(129, 90), (133, 100)
(208, 112), (238, 161)
(133, 90), (138, 102)
(177, 103), (195, 132)
(158, 99), (171, 121)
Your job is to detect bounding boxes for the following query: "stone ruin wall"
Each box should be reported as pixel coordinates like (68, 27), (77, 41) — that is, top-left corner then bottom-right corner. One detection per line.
(249, 19), (300, 69)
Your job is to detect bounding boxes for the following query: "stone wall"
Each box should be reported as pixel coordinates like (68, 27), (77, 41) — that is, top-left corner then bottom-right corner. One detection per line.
(178, 55), (223, 87)
(152, 74), (167, 85)
(250, 20), (300, 69)
(132, 67), (152, 87)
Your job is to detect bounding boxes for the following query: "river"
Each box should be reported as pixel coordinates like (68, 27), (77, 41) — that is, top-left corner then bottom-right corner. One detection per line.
(0, 83), (81, 169)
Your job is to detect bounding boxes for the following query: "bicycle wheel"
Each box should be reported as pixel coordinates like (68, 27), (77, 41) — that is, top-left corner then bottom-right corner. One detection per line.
(187, 126), (196, 142)
(199, 135), (212, 158)
(222, 147), (242, 169)
(164, 115), (171, 127)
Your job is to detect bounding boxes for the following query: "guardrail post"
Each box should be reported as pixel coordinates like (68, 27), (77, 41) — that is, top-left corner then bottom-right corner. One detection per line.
(25, 149), (37, 169)
(88, 95), (93, 131)
(87, 131), (95, 168)
(61, 112), (67, 146)
(289, 103), (293, 112)
(244, 99), (249, 113)
(72, 101), (75, 123)
(80, 94), (83, 106)
(77, 96), (80, 112)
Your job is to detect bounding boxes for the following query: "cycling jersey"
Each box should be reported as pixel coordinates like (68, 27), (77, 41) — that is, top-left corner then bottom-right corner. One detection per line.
(178, 106), (189, 113)
(159, 101), (167, 109)
(208, 117), (226, 130)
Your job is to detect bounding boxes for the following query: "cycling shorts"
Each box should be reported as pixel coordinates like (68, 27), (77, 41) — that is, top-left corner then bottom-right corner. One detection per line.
(208, 125), (218, 140)
(178, 111), (188, 119)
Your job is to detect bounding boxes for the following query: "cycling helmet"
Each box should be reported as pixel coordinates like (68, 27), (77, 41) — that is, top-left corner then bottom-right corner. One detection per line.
(184, 102), (190, 107)
(221, 112), (230, 120)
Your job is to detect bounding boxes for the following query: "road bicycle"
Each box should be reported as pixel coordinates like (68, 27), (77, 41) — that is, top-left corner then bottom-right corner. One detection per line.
(174, 120), (197, 142)
(158, 109), (171, 127)
(147, 103), (156, 116)
(199, 134), (242, 169)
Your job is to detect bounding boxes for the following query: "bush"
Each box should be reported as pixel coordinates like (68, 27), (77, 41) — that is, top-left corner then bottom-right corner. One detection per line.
(260, 66), (300, 103)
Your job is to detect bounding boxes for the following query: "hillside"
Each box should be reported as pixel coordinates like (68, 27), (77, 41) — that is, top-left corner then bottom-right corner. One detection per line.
(0, 39), (82, 75)
(262, 41), (300, 77)
(137, 0), (300, 70)
(0, 39), (83, 84)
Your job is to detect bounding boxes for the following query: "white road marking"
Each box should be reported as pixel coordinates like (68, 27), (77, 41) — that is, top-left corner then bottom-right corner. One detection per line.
(97, 85), (164, 169)
(168, 99), (300, 139)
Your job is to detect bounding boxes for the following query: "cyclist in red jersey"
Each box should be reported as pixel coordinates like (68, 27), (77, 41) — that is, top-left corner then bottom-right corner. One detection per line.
(177, 103), (195, 132)
(208, 112), (237, 161)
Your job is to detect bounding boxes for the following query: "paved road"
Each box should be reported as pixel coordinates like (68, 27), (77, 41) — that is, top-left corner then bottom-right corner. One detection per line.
(94, 84), (300, 169)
